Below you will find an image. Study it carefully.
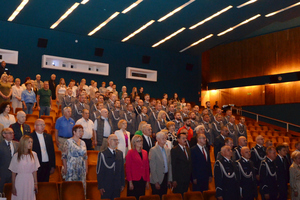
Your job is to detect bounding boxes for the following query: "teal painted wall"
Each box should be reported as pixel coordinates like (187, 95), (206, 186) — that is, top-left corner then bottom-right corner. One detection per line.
(0, 21), (200, 102)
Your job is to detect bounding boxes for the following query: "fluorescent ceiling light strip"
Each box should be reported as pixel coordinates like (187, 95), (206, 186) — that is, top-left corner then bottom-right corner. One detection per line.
(158, 0), (195, 22)
(81, 0), (89, 4)
(122, 20), (155, 42)
(152, 27), (186, 47)
(122, 0), (143, 14)
(237, 0), (257, 9)
(217, 14), (261, 36)
(88, 12), (120, 36)
(50, 3), (80, 29)
(180, 34), (213, 52)
(8, 0), (29, 21)
(189, 5), (233, 29)
(265, 2), (300, 17)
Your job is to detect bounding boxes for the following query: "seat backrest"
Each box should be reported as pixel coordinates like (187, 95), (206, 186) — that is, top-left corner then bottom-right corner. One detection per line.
(87, 165), (97, 181)
(114, 197), (137, 200)
(203, 190), (216, 200)
(86, 181), (101, 200)
(162, 193), (182, 200)
(184, 191), (204, 200)
(3, 183), (12, 200)
(87, 150), (99, 165)
(36, 182), (59, 200)
(139, 195), (160, 200)
(60, 181), (85, 200)
(55, 151), (63, 166)
(49, 166), (62, 183)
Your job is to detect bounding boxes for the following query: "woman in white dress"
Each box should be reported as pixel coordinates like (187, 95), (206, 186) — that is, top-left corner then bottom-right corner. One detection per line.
(115, 119), (131, 159)
(56, 78), (67, 107)
(11, 78), (24, 113)
(290, 151), (300, 200)
(0, 102), (16, 128)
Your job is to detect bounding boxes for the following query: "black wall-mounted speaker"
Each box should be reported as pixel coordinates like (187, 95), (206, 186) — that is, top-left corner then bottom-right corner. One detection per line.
(37, 38), (48, 48)
(94, 48), (104, 57)
(186, 63), (193, 71)
(142, 55), (151, 64)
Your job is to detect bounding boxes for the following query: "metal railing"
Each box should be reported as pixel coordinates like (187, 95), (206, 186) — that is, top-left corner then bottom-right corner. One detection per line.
(233, 107), (300, 132)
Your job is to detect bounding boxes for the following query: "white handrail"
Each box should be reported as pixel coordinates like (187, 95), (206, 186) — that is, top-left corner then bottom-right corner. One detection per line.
(233, 107), (300, 132)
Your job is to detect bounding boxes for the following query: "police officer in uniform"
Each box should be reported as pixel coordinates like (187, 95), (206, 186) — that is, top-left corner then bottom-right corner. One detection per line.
(236, 117), (248, 139)
(214, 146), (240, 200)
(250, 135), (266, 182)
(236, 147), (257, 200)
(234, 136), (247, 161)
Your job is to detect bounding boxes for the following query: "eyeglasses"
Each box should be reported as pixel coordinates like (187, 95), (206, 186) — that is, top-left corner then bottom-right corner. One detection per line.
(36, 124), (46, 126)
(112, 139), (119, 142)
(136, 140), (143, 142)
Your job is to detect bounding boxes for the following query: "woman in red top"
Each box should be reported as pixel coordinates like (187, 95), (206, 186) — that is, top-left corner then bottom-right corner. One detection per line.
(126, 135), (150, 199)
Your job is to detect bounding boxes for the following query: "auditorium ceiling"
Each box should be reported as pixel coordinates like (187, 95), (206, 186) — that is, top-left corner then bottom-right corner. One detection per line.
(1, 0), (300, 55)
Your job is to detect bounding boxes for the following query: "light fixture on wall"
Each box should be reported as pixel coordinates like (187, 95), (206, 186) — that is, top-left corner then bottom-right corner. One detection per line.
(8, 0), (29, 21)
(152, 27), (186, 47)
(88, 12), (120, 36)
(122, 20), (155, 42)
(122, 0), (143, 14)
(265, 2), (300, 17)
(180, 34), (213, 52)
(237, 0), (257, 8)
(50, 3), (80, 29)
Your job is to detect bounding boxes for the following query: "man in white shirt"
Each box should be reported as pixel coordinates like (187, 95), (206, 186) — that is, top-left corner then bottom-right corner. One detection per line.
(29, 119), (55, 182)
(76, 109), (94, 150)
(106, 81), (114, 92)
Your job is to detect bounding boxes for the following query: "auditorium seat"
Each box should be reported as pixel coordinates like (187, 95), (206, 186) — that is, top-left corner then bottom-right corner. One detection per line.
(32, 109), (40, 116)
(284, 137), (290, 143)
(36, 182), (59, 200)
(277, 137), (284, 143)
(202, 190), (216, 200)
(249, 142), (256, 149)
(251, 132), (258, 137)
(44, 122), (52, 134)
(247, 136), (253, 142)
(15, 107), (23, 114)
(115, 197), (137, 200)
(162, 193), (182, 200)
(49, 166), (62, 183)
(262, 126), (268, 131)
(50, 110), (58, 122)
(41, 115), (54, 125)
(3, 183), (12, 200)
(184, 191), (204, 200)
(139, 195), (160, 200)
(86, 181), (101, 200)
(26, 121), (35, 132)
(87, 150), (99, 165)
(26, 114), (39, 122)
(55, 151), (63, 166)
(87, 165), (97, 181)
(60, 181), (85, 200)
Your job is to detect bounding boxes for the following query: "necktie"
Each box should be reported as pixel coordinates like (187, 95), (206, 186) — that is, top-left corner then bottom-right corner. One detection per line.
(183, 147), (188, 159)
(7, 142), (12, 156)
(20, 124), (24, 135)
(148, 137), (152, 148)
(113, 150), (116, 158)
(202, 147), (207, 161)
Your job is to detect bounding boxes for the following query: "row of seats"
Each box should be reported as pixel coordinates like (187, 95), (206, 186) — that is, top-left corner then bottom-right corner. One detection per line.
(3, 182), (216, 200)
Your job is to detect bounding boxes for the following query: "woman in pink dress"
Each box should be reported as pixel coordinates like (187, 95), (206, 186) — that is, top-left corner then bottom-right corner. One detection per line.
(9, 135), (40, 200)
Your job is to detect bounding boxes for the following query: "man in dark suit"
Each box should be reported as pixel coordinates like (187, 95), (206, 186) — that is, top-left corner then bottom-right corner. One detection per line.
(214, 126), (229, 159)
(236, 147), (257, 200)
(142, 124), (155, 153)
(28, 119), (55, 182)
(275, 144), (289, 200)
(233, 136), (247, 161)
(72, 93), (90, 122)
(250, 135), (266, 181)
(171, 132), (192, 197)
(97, 134), (125, 200)
(214, 146), (239, 200)
(0, 128), (18, 193)
(122, 104), (136, 138)
(191, 133), (212, 192)
(259, 146), (278, 200)
(10, 111), (31, 141)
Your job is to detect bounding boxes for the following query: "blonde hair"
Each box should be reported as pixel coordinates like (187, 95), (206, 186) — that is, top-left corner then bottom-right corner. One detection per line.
(131, 135), (143, 150)
(118, 119), (127, 129)
(157, 110), (167, 121)
(17, 135), (34, 161)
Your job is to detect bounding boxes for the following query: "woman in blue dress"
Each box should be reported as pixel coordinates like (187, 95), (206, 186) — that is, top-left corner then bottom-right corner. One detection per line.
(62, 124), (88, 193)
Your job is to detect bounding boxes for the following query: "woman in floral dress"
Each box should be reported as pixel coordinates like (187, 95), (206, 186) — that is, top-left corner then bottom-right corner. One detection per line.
(62, 124), (88, 193)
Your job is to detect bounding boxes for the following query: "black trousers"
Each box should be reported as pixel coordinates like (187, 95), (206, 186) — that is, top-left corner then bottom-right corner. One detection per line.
(101, 189), (121, 200)
(173, 181), (189, 197)
(37, 162), (50, 182)
(82, 138), (94, 150)
(127, 178), (146, 200)
(151, 173), (168, 198)
(192, 178), (208, 192)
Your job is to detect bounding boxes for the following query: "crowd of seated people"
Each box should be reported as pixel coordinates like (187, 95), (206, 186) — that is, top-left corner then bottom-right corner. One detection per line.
(0, 68), (299, 200)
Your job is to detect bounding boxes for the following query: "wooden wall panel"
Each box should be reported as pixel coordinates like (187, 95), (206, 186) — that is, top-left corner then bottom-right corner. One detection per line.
(205, 26), (300, 83)
(275, 81), (300, 104)
(265, 85), (275, 105)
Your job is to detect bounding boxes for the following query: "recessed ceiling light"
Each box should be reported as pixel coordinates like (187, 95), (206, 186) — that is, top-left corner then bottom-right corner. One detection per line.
(152, 27), (186, 47)
(8, 0), (29, 22)
(81, 0), (89, 4)
(237, 0), (257, 9)
(189, 5), (233, 29)
(122, 0), (143, 14)
(88, 12), (120, 36)
(265, 2), (300, 17)
(50, 3), (80, 29)
(122, 20), (155, 42)
(180, 34), (213, 52)
(158, 0), (195, 22)
(217, 14), (261, 36)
